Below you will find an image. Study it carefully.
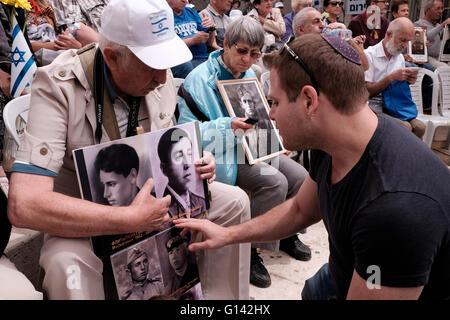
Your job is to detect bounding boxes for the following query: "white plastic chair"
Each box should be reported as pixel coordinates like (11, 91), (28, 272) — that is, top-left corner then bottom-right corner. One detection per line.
(410, 69), (450, 148)
(435, 66), (450, 117)
(260, 71), (270, 97)
(3, 94), (30, 146)
(2, 94), (30, 172)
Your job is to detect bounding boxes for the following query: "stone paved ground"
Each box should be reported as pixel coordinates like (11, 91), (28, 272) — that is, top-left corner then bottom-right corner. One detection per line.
(249, 221), (329, 300)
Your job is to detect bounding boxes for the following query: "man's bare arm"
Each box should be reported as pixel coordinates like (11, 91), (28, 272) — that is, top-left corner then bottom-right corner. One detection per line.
(174, 175), (322, 250)
(366, 68), (418, 98)
(7, 172), (171, 238)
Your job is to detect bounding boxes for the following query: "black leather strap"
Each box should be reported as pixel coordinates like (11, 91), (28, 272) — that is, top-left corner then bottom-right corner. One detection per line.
(176, 84), (209, 123)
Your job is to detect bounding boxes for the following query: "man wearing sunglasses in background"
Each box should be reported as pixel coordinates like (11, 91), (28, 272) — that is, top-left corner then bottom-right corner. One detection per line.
(177, 16), (310, 290)
(348, 0), (391, 49)
(175, 33), (450, 301)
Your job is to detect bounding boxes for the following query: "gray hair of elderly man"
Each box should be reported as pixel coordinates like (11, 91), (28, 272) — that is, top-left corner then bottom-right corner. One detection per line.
(424, 0), (442, 10)
(291, 0), (313, 12)
(224, 16), (265, 49)
(387, 16), (415, 35)
(98, 33), (132, 65)
(292, 7), (320, 37)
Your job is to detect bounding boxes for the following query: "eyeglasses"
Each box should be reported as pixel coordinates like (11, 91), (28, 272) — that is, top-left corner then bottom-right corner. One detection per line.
(329, 1), (344, 7)
(281, 36), (320, 94)
(233, 44), (262, 59)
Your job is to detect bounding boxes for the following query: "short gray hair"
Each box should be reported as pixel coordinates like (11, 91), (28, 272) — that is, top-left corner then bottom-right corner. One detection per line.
(291, 0), (313, 12)
(293, 7), (319, 37)
(98, 33), (132, 65)
(424, 0), (442, 11)
(387, 17), (414, 35)
(224, 16), (265, 48)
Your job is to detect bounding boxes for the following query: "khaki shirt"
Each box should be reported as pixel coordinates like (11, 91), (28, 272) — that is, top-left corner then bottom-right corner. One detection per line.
(15, 49), (177, 198)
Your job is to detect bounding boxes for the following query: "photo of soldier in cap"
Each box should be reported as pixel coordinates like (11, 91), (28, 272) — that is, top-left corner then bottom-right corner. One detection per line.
(155, 227), (200, 298)
(110, 238), (164, 300)
(411, 29), (425, 55)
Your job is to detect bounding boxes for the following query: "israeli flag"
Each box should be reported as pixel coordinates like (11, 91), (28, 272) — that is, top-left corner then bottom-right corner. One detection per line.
(10, 16), (37, 98)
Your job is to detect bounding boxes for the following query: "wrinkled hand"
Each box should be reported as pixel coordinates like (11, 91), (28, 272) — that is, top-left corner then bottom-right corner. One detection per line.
(0, 69), (11, 98)
(352, 35), (366, 47)
(200, 13), (215, 29)
(195, 150), (216, 184)
(129, 178), (171, 231)
(390, 68), (418, 84)
(231, 117), (254, 136)
(193, 31), (210, 45)
(55, 34), (82, 50)
(174, 218), (230, 251)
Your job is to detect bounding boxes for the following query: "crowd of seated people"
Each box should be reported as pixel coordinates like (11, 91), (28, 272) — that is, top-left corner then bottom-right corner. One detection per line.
(0, 0), (449, 302)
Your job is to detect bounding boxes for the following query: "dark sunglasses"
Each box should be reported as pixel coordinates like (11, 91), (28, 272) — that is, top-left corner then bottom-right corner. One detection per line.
(233, 44), (262, 59)
(281, 36), (320, 94)
(329, 1), (344, 7)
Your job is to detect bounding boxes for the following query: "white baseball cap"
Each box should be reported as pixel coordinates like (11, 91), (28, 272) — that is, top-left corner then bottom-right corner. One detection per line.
(100, 0), (192, 70)
(275, 2), (284, 8)
(229, 9), (243, 20)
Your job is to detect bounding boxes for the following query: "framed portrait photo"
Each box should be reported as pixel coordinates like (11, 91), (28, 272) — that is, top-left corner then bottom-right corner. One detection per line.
(408, 27), (428, 63)
(440, 25), (450, 62)
(217, 78), (286, 165)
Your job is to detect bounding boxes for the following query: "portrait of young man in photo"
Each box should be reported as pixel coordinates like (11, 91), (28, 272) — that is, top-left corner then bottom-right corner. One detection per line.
(157, 127), (207, 221)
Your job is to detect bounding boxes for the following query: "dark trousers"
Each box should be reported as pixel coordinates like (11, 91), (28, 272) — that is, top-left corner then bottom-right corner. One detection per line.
(301, 263), (338, 300)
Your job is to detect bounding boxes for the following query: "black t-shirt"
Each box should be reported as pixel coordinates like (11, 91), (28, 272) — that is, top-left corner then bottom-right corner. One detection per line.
(310, 114), (450, 300)
(0, 190), (11, 256)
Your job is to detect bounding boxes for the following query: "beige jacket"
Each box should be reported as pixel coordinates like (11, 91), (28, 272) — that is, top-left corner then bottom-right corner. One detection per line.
(15, 49), (177, 198)
(263, 8), (286, 39)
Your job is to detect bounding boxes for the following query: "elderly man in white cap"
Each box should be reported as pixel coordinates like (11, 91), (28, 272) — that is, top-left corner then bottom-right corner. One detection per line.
(7, 0), (251, 300)
(274, 1), (284, 16)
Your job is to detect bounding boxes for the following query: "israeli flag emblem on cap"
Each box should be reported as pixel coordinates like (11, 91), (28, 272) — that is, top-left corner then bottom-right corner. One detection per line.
(150, 12), (169, 37)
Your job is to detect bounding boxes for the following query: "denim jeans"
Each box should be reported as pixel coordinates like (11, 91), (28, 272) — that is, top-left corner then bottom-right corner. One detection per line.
(171, 58), (207, 79)
(301, 263), (338, 300)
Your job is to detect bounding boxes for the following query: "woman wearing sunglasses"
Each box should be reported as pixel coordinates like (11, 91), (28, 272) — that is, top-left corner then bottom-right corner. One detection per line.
(322, 0), (344, 26)
(177, 16), (309, 290)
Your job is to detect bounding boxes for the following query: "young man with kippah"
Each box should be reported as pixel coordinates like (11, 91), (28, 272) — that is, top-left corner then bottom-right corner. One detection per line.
(175, 33), (450, 300)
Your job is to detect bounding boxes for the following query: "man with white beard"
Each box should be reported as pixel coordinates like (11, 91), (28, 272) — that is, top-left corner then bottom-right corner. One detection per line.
(364, 17), (425, 139)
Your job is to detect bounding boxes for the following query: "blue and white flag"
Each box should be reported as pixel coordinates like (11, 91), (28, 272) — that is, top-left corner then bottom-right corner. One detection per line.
(10, 15), (37, 98)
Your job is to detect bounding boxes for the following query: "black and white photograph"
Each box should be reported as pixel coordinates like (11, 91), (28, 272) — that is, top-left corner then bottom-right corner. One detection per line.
(440, 24), (450, 62)
(408, 27), (428, 62)
(110, 236), (165, 300)
(217, 78), (286, 165)
(149, 122), (208, 225)
(73, 135), (154, 258)
(73, 135), (152, 206)
(154, 227), (202, 299)
(73, 122), (209, 255)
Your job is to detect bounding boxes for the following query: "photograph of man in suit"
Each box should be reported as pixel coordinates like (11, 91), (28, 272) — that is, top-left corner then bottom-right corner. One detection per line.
(237, 87), (275, 160)
(94, 143), (140, 207)
(157, 128), (206, 220)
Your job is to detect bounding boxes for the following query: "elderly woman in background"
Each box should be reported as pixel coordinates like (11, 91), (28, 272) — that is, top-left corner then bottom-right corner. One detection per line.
(247, 0), (286, 51)
(322, 0), (344, 25)
(177, 16), (310, 290)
